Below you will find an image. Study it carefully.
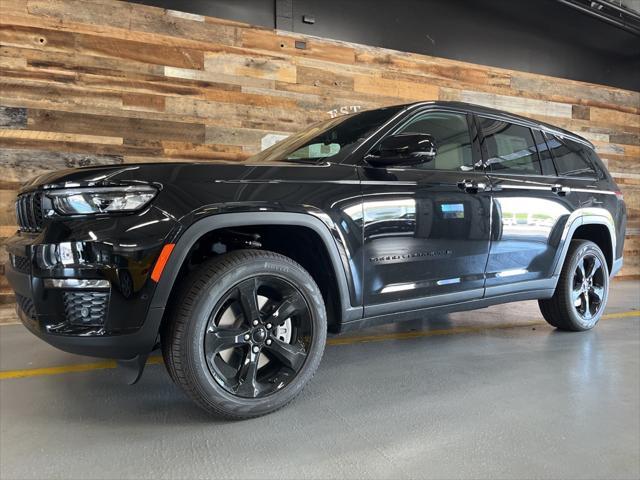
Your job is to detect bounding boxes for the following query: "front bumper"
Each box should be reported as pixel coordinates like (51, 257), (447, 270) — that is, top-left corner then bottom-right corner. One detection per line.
(5, 252), (166, 360)
(4, 206), (179, 359)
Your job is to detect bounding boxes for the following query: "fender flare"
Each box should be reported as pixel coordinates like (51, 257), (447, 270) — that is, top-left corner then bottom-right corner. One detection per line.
(550, 207), (616, 285)
(146, 211), (360, 332)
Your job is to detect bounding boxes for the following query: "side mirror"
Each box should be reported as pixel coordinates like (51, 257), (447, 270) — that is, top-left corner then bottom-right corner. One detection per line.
(366, 133), (437, 167)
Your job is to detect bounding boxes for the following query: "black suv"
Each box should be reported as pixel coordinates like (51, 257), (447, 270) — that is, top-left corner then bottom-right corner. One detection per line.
(6, 102), (626, 419)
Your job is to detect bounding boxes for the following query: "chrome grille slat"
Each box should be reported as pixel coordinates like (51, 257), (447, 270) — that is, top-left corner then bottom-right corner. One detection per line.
(15, 192), (44, 232)
(26, 193), (36, 229)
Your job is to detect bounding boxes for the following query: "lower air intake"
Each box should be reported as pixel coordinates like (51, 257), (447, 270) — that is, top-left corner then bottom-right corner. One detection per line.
(63, 291), (109, 326)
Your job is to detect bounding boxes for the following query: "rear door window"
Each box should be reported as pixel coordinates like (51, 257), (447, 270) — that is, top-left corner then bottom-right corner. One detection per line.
(477, 118), (542, 174)
(546, 135), (599, 178)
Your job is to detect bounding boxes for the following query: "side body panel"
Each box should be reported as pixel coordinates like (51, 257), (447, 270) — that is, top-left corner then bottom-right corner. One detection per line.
(358, 168), (492, 316)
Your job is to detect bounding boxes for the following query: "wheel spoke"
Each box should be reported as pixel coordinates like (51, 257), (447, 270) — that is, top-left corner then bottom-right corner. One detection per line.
(264, 291), (307, 327)
(234, 348), (261, 398)
(264, 338), (307, 371)
(236, 278), (260, 325)
(576, 258), (586, 281)
(586, 257), (602, 280)
(582, 291), (592, 319)
(203, 274), (314, 400)
(571, 287), (583, 304)
(205, 327), (250, 354)
(590, 285), (605, 303)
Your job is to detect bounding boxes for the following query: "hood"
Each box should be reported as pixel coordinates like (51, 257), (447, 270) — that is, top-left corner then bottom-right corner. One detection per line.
(20, 160), (328, 194)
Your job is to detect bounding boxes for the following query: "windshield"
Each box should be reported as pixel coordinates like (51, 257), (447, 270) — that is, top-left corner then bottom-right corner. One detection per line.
(248, 105), (405, 163)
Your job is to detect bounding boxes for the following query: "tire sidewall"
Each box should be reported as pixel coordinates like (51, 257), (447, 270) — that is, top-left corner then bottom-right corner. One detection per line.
(182, 254), (327, 417)
(562, 242), (609, 331)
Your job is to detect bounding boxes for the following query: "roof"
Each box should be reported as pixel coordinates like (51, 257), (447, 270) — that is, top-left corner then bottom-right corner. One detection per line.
(396, 101), (594, 148)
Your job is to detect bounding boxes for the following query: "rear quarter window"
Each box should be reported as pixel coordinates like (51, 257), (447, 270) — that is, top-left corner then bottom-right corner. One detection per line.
(547, 135), (600, 179)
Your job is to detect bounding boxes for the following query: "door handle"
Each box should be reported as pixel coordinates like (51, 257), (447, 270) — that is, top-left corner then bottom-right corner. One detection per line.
(457, 179), (486, 194)
(551, 184), (571, 196)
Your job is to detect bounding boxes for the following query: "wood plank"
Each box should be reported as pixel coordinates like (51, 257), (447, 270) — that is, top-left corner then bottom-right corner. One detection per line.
(353, 75), (439, 101)
(0, 148), (123, 185)
(0, 190), (17, 227)
(0, 225), (17, 237)
(26, 0), (133, 29)
(297, 65), (354, 91)
(1, 45), (165, 77)
(0, 136), (163, 158)
(28, 109), (206, 144)
(241, 28), (356, 65)
(1, 78), (123, 110)
(122, 93), (165, 112)
(0, 55), (27, 69)
(164, 97), (323, 132)
(160, 141), (247, 161)
(28, 0), (236, 47)
(590, 107), (640, 129)
(610, 133), (640, 146)
(0, 129), (122, 145)
(572, 105), (590, 120)
(164, 66), (276, 89)
(129, 2), (237, 46)
(205, 51), (296, 83)
(0, 106), (27, 129)
(457, 90), (573, 119)
(0, 24), (205, 69)
(511, 73), (640, 114)
(356, 48), (512, 88)
(205, 125), (289, 149)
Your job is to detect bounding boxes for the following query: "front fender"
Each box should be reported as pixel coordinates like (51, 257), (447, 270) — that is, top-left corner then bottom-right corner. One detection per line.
(145, 211), (361, 336)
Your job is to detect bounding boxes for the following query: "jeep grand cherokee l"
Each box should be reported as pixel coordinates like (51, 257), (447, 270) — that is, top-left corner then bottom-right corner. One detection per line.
(5, 102), (626, 419)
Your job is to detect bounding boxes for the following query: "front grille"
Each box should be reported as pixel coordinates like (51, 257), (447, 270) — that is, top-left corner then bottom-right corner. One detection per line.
(15, 192), (44, 232)
(15, 294), (36, 319)
(63, 291), (109, 326)
(10, 254), (31, 274)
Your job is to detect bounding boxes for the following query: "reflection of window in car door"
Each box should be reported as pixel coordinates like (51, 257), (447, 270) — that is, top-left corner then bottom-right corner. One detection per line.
(397, 112), (474, 171)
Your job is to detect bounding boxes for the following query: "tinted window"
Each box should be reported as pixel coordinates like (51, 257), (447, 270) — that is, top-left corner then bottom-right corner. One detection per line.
(394, 111), (473, 171)
(547, 135), (598, 178)
(532, 129), (557, 176)
(478, 118), (541, 174)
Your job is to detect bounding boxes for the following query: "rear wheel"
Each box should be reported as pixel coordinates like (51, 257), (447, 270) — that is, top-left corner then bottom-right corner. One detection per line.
(162, 250), (326, 419)
(539, 240), (609, 331)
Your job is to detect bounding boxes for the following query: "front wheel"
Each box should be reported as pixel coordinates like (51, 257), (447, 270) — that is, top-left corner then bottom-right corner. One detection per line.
(539, 240), (609, 331)
(162, 250), (327, 419)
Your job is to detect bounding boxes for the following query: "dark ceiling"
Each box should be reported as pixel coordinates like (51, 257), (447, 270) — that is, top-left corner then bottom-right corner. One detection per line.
(131, 0), (639, 91)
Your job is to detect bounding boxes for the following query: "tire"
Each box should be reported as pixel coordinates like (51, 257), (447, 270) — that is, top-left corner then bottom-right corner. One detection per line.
(539, 240), (609, 331)
(161, 249), (327, 419)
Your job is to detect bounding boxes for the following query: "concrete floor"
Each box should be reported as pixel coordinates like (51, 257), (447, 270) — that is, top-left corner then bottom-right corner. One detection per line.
(1, 282), (639, 480)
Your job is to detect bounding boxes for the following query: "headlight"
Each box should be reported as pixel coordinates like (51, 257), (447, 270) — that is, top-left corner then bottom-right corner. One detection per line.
(47, 186), (158, 215)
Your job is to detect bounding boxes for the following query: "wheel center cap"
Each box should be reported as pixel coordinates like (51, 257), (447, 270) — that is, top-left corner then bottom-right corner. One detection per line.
(252, 327), (267, 343)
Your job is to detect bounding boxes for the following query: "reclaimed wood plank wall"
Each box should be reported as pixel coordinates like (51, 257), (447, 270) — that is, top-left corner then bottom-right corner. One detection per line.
(0, 0), (638, 304)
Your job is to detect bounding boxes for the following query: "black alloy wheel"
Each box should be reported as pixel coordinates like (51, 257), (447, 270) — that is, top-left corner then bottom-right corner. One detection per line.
(571, 253), (606, 322)
(162, 250), (326, 419)
(539, 240), (609, 331)
(204, 275), (313, 399)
